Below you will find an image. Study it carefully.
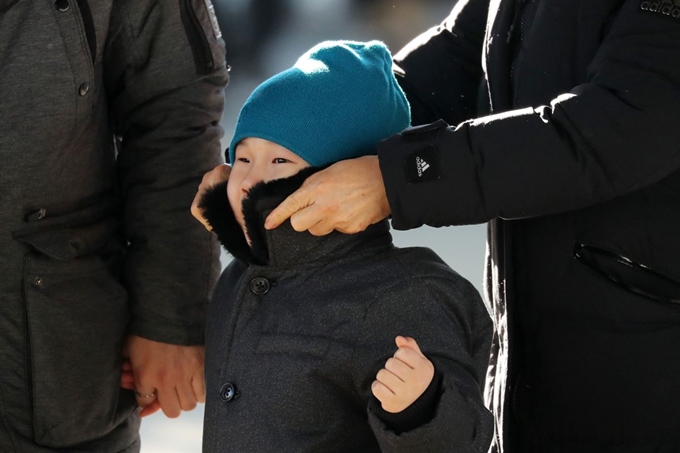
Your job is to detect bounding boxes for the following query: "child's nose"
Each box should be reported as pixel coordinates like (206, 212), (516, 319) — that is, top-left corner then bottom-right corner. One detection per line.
(240, 167), (264, 194)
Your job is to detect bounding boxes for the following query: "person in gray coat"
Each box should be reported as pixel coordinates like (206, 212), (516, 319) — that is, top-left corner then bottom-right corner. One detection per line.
(0, 1), (227, 452)
(198, 41), (493, 453)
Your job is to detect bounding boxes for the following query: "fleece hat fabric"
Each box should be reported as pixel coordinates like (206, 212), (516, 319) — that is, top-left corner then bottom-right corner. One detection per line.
(228, 40), (411, 167)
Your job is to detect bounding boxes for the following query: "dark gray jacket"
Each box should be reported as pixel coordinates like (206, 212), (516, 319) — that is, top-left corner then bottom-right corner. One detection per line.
(200, 169), (494, 453)
(380, 0), (680, 452)
(0, 1), (227, 451)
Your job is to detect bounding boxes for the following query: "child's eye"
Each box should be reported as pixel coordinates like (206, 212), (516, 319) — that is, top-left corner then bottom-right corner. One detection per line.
(273, 158), (291, 164)
(237, 157), (250, 163)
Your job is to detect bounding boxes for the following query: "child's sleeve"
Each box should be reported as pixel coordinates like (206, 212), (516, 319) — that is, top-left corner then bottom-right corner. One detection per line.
(350, 276), (494, 453)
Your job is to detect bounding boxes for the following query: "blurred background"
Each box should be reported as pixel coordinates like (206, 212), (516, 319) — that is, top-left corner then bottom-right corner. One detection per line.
(140, 0), (486, 451)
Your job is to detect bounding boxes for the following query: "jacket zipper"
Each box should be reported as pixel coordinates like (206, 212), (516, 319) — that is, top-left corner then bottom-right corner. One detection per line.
(509, 0), (529, 99)
(179, 0), (214, 75)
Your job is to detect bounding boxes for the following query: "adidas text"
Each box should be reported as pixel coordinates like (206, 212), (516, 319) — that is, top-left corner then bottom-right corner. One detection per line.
(640, 0), (680, 19)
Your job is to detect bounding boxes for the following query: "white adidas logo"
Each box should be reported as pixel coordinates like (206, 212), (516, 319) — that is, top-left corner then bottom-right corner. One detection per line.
(416, 156), (430, 177)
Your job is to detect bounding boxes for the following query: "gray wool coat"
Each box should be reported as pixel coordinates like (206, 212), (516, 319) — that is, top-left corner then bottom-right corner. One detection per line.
(200, 169), (494, 453)
(0, 1), (227, 451)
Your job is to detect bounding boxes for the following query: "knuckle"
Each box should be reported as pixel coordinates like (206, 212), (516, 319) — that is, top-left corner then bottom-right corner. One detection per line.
(287, 195), (304, 213)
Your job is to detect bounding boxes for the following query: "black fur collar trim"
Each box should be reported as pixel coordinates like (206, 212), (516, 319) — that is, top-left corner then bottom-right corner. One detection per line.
(198, 167), (326, 265)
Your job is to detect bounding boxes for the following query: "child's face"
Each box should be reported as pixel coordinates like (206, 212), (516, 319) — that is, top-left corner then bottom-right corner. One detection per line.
(227, 137), (310, 241)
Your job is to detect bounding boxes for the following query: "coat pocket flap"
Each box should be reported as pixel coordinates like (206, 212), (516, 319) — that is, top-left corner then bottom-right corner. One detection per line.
(14, 197), (121, 260)
(14, 218), (120, 260)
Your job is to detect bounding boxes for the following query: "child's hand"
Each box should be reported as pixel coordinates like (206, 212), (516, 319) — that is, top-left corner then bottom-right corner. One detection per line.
(371, 336), (435, 413)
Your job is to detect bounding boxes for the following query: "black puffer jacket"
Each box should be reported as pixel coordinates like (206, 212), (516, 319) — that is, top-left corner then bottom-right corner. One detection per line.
(200, 169), (494, 453)
(380, 0), (680, 452)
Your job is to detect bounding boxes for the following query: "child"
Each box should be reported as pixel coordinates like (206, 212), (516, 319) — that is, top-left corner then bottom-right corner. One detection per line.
(199, 41), (493, 453)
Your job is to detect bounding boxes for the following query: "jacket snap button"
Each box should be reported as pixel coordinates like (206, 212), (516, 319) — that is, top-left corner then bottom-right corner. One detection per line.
(34, 277), (44, 287)
(78, 82), (90, 96)
(220, 383), (237, 402)
(250, 277), (270, 295)
(55, 0), (69, 11)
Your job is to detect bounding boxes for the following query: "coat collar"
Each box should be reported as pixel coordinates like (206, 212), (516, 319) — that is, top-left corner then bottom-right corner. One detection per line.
(199, 167), (393, 268)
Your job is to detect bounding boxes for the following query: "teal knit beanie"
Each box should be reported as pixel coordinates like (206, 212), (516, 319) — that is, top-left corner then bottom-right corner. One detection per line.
(228, 40), (411, 167)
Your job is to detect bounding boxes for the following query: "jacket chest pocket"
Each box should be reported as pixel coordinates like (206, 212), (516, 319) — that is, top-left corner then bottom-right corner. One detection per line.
(0, 1), (95, 149)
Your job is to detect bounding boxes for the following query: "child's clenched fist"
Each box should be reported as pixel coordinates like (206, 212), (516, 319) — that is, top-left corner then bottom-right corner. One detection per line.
(371, 336), (435, 413)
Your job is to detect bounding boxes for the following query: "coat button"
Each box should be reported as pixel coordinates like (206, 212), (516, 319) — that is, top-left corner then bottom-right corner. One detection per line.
(55, 0), (69, 11)
(34, 277), (44, 287)
(250, 277), (270, 295)
(220, 383), (237, 402)
(78, 82), (90, 96)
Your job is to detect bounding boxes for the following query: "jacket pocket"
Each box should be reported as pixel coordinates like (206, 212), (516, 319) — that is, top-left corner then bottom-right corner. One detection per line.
(573, 243), (680, 305)
(255, 333), (331, 360)
(179, 0), (226, 75)
(22, 254), (136, 448)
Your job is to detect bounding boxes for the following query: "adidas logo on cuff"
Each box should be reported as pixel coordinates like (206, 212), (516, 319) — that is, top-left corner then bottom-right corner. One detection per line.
(416, 157), (431, 177)
(405, 145), (440, 184)
(640, 0), (680, 19)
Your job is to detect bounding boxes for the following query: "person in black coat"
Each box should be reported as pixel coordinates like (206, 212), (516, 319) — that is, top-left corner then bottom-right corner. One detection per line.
(197, 40), (494, 453)
(248, 2), (680, 453)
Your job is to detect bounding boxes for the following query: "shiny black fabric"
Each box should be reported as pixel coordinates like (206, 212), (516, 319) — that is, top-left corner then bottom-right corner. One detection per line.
(384, 0), (680, 451)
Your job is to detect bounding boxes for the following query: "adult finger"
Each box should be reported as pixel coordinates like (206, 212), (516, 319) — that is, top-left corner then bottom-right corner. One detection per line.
(176, 383), (198, 412)
(156, 386), (182, 419)
(192, 368), (206, 404)
(287, 202), (325, 233)
(307, 221), (336, 237)
(265, 187), (314, 230)
(191, 164), (231, 229)
(120, 370), (136, 390)
(200, 164), (232, 189)
(139, 400), (162, 418)
(134, 388), (158, 412)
